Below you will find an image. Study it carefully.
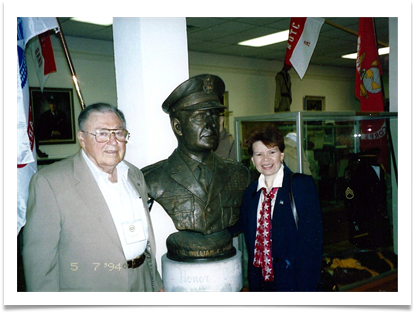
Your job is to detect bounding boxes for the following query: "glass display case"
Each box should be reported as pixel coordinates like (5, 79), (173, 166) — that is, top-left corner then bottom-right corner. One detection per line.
(234, 111), (398, 291)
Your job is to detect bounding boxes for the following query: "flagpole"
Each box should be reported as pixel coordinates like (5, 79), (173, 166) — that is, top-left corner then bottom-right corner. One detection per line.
(324, 19), (388, 48)
(55, 18), (86, 110)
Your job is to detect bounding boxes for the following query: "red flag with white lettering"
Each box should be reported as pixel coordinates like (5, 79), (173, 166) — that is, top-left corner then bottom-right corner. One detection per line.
(284, 17), (305, 67)
(284, 17), (324, 79)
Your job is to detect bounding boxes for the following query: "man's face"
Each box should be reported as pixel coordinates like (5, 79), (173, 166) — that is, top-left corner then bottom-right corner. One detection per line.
(175, 108), (220, 154)
(49, 103), (57, 113)
(78, 111), (126, 173)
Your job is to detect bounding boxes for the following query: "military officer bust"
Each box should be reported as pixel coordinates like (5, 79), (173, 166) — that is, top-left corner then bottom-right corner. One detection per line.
(142, 74), (253, 261)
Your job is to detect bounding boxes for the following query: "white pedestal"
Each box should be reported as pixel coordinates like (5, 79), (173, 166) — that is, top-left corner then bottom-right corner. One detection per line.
(162, 250), (243, 292)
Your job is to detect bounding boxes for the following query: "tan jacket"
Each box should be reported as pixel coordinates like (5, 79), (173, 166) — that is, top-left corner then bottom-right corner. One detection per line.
(22, 150), (163, 292)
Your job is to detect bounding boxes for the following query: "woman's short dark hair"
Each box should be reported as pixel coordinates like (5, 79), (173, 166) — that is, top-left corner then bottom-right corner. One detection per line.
(78, 103), (126, 131)
(245, 124), (285, 156)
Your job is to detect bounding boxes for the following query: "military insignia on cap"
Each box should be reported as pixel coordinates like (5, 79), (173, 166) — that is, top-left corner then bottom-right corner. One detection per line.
(203, 76), (214, 94)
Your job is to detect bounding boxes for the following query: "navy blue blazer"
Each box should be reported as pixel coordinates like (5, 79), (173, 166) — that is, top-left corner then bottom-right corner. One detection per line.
(239, 165), (323, 292)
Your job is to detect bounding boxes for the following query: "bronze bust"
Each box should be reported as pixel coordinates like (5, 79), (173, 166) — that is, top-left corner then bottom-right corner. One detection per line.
(142, 74), (253, 261)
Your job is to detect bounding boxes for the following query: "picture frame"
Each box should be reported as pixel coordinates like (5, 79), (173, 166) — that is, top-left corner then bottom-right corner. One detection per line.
(30, 87), (76, 145)
(304, 96), (326, 111)
(220, 91), (232, 131)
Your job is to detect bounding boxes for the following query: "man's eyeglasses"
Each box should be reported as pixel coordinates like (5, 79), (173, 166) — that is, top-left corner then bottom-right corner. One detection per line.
(81, 129), (130, 143)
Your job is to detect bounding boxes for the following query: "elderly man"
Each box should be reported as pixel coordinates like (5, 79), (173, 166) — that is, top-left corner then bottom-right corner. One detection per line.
(142, 74), (253, 261)
(22, 103), (163, 292)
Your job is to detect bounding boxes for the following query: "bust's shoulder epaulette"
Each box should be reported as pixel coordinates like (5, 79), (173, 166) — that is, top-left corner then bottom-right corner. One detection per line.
(142, 159), (167, 176)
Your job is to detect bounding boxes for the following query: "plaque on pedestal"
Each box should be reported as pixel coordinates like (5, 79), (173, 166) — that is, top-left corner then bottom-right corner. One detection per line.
(162, 250), (243, 292)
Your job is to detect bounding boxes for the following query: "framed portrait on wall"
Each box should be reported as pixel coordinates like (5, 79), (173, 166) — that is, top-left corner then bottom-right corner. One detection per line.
(304, 96), (326, 111)
(30, 87), (76, 145)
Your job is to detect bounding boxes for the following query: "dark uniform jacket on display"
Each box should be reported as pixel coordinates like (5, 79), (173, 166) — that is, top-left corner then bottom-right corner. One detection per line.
(344, 154), (392, 249)
(274, 70), (292, 112)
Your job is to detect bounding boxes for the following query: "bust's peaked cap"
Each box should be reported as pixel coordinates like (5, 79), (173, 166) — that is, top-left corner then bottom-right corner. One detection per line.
(162, 74), (226, 114)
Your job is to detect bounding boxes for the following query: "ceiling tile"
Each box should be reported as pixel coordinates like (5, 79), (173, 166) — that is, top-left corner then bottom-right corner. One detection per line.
(57, 17), (390, 70)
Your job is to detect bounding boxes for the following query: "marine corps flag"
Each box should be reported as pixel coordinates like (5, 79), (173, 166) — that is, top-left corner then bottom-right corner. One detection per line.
(355, 17), (384, 111)
(355, 18), (388, 171)
(284, 17), (324, 79)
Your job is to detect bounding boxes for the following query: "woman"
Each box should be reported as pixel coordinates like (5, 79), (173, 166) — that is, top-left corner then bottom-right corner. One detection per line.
(240, 124), (323, 292)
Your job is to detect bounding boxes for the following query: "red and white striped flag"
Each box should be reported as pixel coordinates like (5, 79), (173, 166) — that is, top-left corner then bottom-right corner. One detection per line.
(284, 17), (324, 79)
(17, 17), (59, 234)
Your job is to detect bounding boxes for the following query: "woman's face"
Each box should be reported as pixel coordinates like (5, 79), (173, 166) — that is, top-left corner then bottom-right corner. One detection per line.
(251, 140), (284, 178)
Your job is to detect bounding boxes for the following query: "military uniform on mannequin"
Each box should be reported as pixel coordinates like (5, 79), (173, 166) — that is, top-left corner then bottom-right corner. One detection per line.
(214, 112), (236, 160)
(274, 64), (292, 112)
(283, 132), (312, 175)
(344, 148), (392, 250)
(142, 74), (253, 262)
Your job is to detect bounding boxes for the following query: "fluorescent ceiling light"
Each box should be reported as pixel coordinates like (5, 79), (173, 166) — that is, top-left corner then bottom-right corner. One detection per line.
(70, 17), (113, 26)
(342, 47), (390, 59)
(238, 30), (289, 47)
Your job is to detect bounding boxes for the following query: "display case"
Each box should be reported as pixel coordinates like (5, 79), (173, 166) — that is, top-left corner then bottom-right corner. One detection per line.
(235, 111), (398, 291)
